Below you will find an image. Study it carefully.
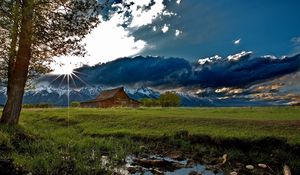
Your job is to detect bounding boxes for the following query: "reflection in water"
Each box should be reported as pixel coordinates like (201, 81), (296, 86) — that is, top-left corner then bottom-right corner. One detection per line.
(102, 155), (224, 175)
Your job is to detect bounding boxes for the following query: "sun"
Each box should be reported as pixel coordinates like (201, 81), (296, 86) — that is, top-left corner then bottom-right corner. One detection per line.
(52, 64), (74, 75)
(51, 60), (76, 75)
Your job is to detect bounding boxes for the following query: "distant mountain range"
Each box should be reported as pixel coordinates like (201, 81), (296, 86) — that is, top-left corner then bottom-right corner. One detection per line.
(1, 86), (161, 106)
(0, 86), (284, 107)
(1, 54), (299, 106)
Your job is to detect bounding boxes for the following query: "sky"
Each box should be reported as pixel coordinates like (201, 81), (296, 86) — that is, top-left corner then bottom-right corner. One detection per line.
(52, 0), (300, 74)
(42, 0), (300, 105)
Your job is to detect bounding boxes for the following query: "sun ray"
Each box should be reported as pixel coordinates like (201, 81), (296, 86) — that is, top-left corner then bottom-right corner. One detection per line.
(69, 73), (78, 89)
(48, 74), (64, 86)
(71, 72), (93, 88)
(73, 70), (88, 76)
(58, 74), (67, 88)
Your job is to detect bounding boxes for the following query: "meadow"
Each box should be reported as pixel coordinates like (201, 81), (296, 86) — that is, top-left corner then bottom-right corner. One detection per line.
(0, 107), (300, 174)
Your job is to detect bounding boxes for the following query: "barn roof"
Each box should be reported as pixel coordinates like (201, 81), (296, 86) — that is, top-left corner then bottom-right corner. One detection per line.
(80, 87), (139, 104)
(96, 87), (124, 100)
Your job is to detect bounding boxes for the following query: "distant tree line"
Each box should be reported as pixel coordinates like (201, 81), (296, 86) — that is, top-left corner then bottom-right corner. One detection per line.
(23, 103), (53, 108)
(141, 92), (180, 107)
(71, 102), (80, 107)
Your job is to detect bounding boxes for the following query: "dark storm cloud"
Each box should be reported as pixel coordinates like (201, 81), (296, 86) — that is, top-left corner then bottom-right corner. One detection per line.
(130, 0), (300, 61)
(78, 56), (193, 87)
(190, 53), (300, 87)
(42, 53), (300, 89)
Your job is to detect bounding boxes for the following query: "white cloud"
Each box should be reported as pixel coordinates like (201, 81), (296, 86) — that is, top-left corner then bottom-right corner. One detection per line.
(175, 29), (182, 37)
(162, 10), (176, 17)
(128, 0), (166, 28)
(84, 16), (146, 63)
(51, 0), (172, 74)
(291, 37), (300, 52)
(234, 38), (241, 45)
(162, 24), (169, 33)
(153, 26), (157, 32)
(176, 0), (182, 5)
(198, 55), (222, 65)
(227, 51), (253, 61)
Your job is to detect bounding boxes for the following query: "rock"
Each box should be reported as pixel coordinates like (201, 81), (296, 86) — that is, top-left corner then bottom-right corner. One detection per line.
(167, 151), (184, 161)
(134, 158), (184, 171)
(258, 163), (267, 169)
(221, 154), (227, 164)
(135, 159), (169, 168)
(172, 162), (185, 169)
(230, 172), (238, 175)
(188, 171), (202, 175)
(127, 166), (137, 173)
(245, 165), (254, 170)
(186, 159), (194, 168)
(152, 168), (164, 175)
(283, 165), (292, 175)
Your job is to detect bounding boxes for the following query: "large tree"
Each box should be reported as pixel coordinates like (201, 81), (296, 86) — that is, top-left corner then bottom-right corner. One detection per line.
(0, 0), (102, 125)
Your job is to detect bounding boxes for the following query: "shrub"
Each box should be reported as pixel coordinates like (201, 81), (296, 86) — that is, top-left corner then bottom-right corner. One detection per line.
(140, 98), (160, 107)
(71, 102), (80, 107)
(22, 103), (53, 108)
(159, 91), (180, 107)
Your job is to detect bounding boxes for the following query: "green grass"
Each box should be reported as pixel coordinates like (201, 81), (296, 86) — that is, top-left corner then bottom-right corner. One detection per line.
(18, 107), (300, 144)
(0, 107), (300, 174)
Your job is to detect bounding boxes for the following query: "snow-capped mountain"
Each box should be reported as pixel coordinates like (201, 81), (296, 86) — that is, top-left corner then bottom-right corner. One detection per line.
(0, 86), (161, 106)
(22, 86), (104, 106)
(0, 85), (286, 107)
(125, 87), (160, 100)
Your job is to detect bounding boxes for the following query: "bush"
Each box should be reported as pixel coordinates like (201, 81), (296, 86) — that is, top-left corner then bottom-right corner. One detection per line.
(140, 98), (160, 107)
(159, 91), (180, 107)
(22, 103), (53, 108)
(71, 102), (80, 107)
(141, 92), (180, 107)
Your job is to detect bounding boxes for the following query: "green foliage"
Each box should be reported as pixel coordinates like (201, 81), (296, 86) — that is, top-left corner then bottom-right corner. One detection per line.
(140, 98), (160, 107)
(22, 103), (53, 108)
(159, 91), (180, 107)
(0, 0), (102, 80)
(141, 92), (180, 107)
(71, 102), (80, 108)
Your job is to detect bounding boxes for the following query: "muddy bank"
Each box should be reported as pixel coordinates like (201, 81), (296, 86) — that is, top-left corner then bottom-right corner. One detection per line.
(117, 148), (279, 175)
(90, 131), (300, 174)
(124, 154), (224, 175)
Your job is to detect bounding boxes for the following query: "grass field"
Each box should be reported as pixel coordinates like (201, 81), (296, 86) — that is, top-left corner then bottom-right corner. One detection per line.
(19, 107), (300, 144)
(1, 107), (300, 174)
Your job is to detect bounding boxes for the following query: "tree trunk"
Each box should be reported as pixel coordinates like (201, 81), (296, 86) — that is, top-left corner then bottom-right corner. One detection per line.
(0, 0), (34, 125)
(7, 0), (20, 96)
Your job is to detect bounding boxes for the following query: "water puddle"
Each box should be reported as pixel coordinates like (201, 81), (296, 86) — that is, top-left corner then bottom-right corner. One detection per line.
(106, 155), (224, 175)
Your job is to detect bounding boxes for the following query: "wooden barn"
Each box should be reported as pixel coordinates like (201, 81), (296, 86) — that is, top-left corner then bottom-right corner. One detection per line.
(80, 87), (140, 108)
